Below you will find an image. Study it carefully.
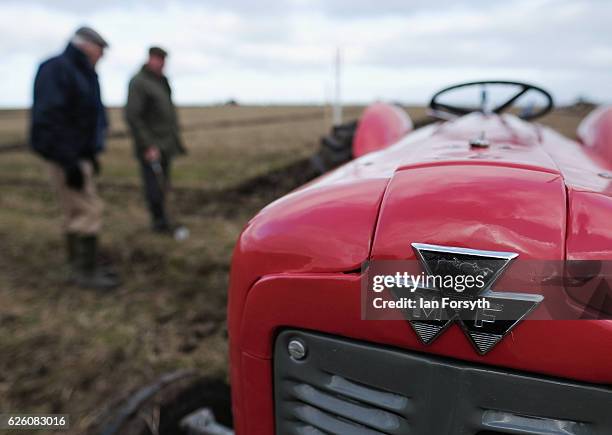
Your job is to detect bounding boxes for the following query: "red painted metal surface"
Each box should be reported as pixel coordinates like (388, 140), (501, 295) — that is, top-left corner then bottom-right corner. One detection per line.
(228, 110), (612, 434)
(352, 102), (413, 158)
(228, 178), (388, 433)
(578, 106), (612, 164)
(370, 165), (566, 260)
(566, 190), (612, 260)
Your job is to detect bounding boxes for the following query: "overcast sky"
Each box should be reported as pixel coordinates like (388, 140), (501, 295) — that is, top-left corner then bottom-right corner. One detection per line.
(1, 0), (610, 107)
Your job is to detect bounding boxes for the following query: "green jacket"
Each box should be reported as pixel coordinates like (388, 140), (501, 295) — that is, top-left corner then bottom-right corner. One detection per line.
(125, 66), (185, 158)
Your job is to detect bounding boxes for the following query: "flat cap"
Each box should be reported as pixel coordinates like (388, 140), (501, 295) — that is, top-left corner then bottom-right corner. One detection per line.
(149, 46), (168, 58)
(75, 26), (109, 48)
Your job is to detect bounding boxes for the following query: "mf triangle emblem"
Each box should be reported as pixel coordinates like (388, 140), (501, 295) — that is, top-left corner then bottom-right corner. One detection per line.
(401, 243), (544, 355)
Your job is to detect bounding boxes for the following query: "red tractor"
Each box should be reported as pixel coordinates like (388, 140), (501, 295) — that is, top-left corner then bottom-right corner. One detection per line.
(228, 81), (612, 434)
(101, 81), (612, 434)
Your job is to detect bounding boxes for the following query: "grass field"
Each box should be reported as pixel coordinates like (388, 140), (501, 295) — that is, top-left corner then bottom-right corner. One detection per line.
(0, 104), (589, 433)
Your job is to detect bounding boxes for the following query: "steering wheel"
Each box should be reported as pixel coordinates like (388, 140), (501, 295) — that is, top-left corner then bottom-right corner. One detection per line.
(429, 80), (554, 120)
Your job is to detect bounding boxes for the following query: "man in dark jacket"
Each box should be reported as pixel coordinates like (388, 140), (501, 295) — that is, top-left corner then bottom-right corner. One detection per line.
(30, 26), (119, 290)
(125, 46), (186, 233)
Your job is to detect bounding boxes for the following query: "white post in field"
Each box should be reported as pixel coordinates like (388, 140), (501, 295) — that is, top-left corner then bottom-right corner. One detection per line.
(332, 48), (342, 126)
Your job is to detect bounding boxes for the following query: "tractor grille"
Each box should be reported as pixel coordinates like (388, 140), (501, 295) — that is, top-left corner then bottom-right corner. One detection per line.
(274, 330), (612, 435)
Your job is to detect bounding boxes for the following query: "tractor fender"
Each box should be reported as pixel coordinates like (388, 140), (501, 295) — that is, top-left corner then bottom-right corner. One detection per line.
(577, 106), (612, 162)
(353, 102), (413, 158)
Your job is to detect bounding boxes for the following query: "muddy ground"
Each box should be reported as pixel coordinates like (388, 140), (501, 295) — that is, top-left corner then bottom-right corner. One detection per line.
(0, 104), (587, 434)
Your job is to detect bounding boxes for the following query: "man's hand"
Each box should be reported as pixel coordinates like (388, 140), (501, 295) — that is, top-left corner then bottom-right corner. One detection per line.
(64, 163), (84, 190)
(144, 146), (160, 162)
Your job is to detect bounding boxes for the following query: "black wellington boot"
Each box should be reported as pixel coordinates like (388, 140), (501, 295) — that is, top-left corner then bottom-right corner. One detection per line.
(71, 235), (121, 290)
(66, 232), (79, 273)
(152, 215), (172, 234)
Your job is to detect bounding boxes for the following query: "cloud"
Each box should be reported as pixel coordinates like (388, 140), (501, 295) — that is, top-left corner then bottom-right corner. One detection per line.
(1, 0), (610, 107)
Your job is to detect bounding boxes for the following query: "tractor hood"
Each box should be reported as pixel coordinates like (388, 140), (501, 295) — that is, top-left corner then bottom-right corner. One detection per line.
(371, 162), (566, 261)
(318, 113), (567, 260)
(368, 114), (567, 260)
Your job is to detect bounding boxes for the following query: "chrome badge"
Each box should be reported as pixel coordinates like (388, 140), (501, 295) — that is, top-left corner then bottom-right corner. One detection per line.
(402, 243), (544, 355)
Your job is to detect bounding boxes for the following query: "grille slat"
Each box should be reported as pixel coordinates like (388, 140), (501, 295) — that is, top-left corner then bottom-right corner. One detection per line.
(286, 371), (412, 415)
(327, 374), (410, 413)
(286, 381), (408, 433)
(290, 402), (391, 435)
(481, 410), (591, 435)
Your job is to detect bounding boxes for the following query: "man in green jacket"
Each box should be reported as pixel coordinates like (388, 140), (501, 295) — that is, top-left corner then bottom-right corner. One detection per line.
(125, 46), (186, 233)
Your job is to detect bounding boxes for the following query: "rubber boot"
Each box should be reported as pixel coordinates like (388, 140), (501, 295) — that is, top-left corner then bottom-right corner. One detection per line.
(71, 235), (120, 290)
(152, 217), (172, 234)
(67, 233), (118, 279)
(64, 232), (80, 282)
(66, 232), (79, 271)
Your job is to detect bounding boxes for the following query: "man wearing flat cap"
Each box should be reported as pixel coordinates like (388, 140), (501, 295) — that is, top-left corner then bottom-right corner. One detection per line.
(125, 46), (186, 233)
(30, 26), (120, 290)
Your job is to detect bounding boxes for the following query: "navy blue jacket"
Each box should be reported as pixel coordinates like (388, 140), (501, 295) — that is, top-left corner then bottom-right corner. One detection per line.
(30, 43), (107, 167)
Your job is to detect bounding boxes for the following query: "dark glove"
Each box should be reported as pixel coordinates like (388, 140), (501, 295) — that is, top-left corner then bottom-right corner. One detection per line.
(90, 156), (101, 175)
(64, 163), (84, 190)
